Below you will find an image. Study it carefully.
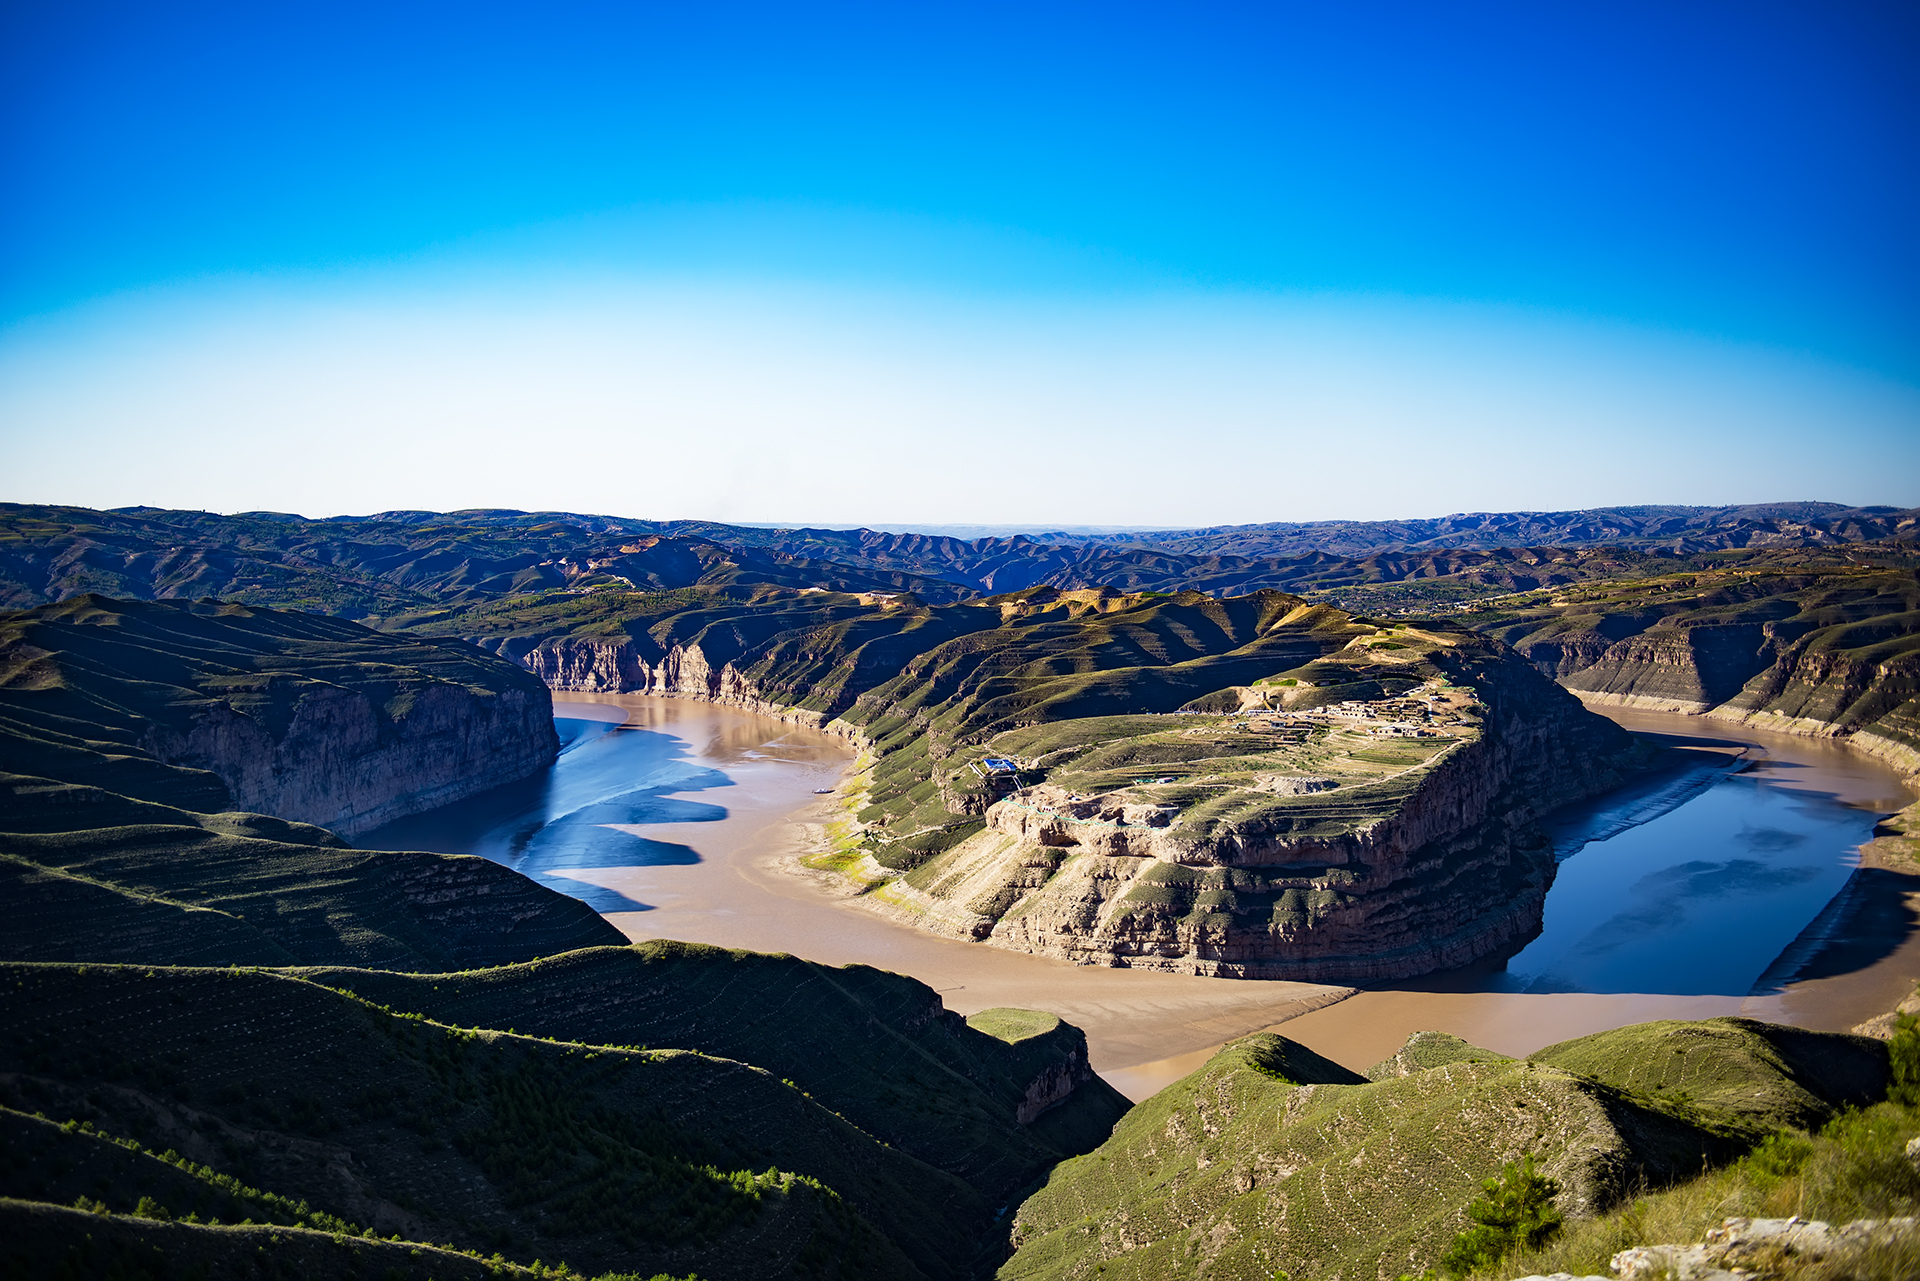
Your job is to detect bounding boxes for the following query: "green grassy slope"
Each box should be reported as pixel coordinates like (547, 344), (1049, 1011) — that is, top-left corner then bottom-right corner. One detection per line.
(0, 596), (622, 969)
(1531, 1017), (1890, 1134)
(0, 962), (983, 1281)
(1001, 1021), (1891, 1281)
(0, 786), (622, 969)
(1465, 1097), (1920, 1280)
(293, 943), (1131, 1210)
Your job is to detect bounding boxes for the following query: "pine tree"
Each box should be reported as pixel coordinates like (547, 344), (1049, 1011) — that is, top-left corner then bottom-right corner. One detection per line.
(1438, 1154), (1563, 1278)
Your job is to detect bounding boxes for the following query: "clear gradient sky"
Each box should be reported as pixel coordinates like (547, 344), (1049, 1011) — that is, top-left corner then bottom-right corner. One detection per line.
(2, 1), (1916, 525)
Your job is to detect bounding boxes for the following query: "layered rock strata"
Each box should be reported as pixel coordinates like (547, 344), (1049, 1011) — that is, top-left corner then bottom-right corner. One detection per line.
(144, 674), (556, 836)
(874, 642), (1639, 981)
(0, 595), (560, 837)
(1492, 566), (1920, 779)
(1557, 622), (1774, 712)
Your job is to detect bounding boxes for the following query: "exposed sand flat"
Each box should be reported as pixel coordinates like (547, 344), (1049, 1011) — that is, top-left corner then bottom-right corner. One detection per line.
(549, 695), (1355, 1077)
(530, 695), (1916, 1103)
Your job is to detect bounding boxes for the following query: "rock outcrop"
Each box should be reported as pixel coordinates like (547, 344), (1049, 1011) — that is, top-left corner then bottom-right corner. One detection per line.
(0, 595), (559, 837)
(1488, 564), (1920, 779)
(1594, 1216), (1920, 1281)
(877, 628), (1642, 981)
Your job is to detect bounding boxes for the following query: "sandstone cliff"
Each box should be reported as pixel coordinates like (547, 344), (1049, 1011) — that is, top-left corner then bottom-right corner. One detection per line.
(0, 595), (559, 837)
(867, 623), (1641, 981)
(1486, 564), (1920, 779)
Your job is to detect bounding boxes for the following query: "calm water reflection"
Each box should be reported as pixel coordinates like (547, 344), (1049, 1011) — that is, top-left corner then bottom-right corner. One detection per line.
(360, 698), (845, 913)
(1513, 771), (1874, 994)
(367, 696), (1913, 1001)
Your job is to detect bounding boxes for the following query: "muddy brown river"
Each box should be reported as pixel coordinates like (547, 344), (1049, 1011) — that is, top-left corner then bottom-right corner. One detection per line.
(362, 694), (1916, 1100)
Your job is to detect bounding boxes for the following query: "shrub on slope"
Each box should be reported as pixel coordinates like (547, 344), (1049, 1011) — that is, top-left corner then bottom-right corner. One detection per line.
(1001, 1019), (1889, 1281)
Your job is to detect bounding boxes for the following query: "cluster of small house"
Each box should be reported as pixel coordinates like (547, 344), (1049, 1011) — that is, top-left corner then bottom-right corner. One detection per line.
(1230, 691), (1465, 740)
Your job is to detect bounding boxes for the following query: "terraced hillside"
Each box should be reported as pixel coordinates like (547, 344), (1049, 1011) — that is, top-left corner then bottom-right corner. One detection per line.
(0, 962), (976, 1280)
(833, 599), (1640, 979)
(1002, 1020), (1890, 1281)
(1463, 554), (1920, 774)
(295, 943), (1130, 1210)
(0, 954), (1125, 1279)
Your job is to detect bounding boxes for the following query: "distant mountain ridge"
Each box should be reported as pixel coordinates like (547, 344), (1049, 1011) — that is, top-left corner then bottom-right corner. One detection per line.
(1053, 501), (1920, 558)
(3, 501), (1913, 624)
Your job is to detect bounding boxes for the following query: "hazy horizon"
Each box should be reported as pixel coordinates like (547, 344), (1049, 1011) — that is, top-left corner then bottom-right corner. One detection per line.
(4, 3), (1915, 522)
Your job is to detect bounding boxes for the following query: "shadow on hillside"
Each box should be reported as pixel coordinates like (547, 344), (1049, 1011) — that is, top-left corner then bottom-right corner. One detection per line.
(531, 873), (655, 913)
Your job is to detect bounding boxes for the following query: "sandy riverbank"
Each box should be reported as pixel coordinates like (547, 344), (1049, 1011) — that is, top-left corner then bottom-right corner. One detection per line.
(549, 695), (1355, 1084)
(1111, 710), (1920, 1093)
(546, 694), (1917, 1102)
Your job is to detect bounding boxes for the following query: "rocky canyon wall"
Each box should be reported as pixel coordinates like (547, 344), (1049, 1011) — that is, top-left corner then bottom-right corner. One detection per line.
(874, 640), (1641, 982)
(483, 633), (860, 738)
(0, 596), (563, 839)
(145, 677), (558, 837)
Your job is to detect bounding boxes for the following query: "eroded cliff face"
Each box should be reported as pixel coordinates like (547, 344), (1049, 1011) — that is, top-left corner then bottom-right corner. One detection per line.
(1531, 620), (1920, 779)
(495, 635), (854, 734)
(1490, 566), (1920, 778)
(874, 644), (1639, 982)
(144, 679), (558, 837)
(0, 596), (563, 840)
(1708, 639), (1920, 775)
(1555, 622), (1775, 712)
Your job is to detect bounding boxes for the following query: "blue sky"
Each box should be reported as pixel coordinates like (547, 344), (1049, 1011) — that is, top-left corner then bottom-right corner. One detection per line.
(2, 1), (1915, 524)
